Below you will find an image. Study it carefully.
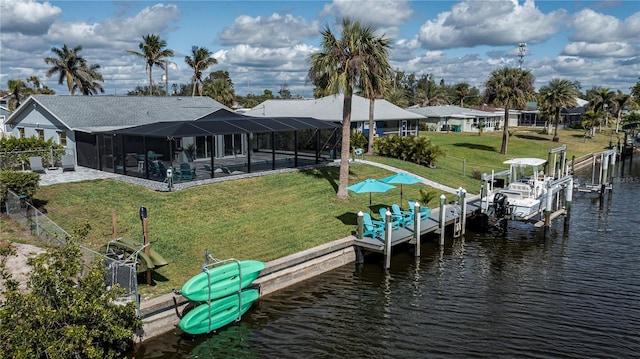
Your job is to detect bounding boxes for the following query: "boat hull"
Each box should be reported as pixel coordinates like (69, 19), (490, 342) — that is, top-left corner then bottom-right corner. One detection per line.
(181, 260), (265, 302)
(179, 289), (259, 335)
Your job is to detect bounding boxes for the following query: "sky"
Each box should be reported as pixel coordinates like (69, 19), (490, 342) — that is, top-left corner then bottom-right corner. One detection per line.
(1, 0), (639, 99)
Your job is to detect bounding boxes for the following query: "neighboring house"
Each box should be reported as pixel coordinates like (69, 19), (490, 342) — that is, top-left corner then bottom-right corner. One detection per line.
(0, 95), (10, 137)
(408, 105), (502, 133)
(244, 94), (426, 137)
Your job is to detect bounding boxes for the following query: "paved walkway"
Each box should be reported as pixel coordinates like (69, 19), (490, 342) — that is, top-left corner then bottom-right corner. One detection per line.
(353, 159), (460, 194)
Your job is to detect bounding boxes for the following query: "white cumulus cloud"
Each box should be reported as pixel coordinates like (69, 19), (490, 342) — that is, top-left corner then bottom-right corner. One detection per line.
(418, 0), (567, 50)
(0, 0), (61, 35)
(321, 0), (413, 27)
(218, 13), (319, 47)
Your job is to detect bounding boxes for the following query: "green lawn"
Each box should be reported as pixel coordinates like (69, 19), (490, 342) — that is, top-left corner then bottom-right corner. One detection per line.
(30, 128), (613, 298)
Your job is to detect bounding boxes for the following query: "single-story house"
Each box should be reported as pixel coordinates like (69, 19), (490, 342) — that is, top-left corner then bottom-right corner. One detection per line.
(3, 95), (340, 180)
(408, 105), (503, 133)
(244, 94), (426, 138)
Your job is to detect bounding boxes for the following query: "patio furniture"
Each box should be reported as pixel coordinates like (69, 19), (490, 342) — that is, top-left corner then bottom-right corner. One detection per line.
(178, 163), (196, 181)
(362, 212), (385, 239)
(61, 154), (75, 172)
(379, 207), (400, 230)
(408, 200), (431, 220)
(29, 156), (46, 173)
(392, 204), (413, 227)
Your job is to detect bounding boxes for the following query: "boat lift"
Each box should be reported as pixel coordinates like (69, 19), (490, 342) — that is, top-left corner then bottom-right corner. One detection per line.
(574, 148), (617, 195)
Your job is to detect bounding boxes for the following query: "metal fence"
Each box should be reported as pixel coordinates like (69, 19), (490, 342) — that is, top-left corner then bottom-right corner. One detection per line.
(4, 189), (139, 312)
(0, 148), (74, 171)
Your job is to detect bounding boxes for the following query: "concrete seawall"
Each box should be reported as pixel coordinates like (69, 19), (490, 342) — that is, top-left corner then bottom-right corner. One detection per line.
(138, 236), (356, 341)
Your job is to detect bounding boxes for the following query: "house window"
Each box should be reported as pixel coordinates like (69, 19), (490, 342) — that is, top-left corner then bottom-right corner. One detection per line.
(58, 131), (67, 146)
(18, 127), (25, 138)
(36, 129), (44, 141)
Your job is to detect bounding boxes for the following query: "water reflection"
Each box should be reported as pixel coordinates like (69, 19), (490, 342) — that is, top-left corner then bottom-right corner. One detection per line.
(133, 154), (640, 358)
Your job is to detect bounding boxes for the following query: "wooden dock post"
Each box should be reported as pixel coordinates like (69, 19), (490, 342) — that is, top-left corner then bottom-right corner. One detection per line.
(609, 149), (616, 192)
(600, 153), (608, 196)
(384, 210), (392, 269)
(439, 194), (446, 246)
(357, 211), (364, 239)
(544, 183), (553, 237)
(143, 217), (151, 285)
(460, 189), (467, 236)
(413, 202), (421, 257)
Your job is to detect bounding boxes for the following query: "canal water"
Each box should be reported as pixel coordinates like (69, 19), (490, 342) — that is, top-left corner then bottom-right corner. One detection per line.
(131, 154), (640, 358)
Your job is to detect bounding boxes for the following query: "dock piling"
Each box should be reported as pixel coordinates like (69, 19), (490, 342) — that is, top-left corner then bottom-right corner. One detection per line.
(460, 189), (467, 236)
(384, 210), (392, 269)
(413, 202), (421, 257)
(357, 211), (364, 240)
(439, 194), (446, 246)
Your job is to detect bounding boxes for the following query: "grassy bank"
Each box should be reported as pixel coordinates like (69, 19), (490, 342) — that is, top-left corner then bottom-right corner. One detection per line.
(30, 128), (612, 297)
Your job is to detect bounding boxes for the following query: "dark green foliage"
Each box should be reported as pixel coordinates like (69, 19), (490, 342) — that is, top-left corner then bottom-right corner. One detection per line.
(0, 170), (40, 202)
(375, 135), (444, 167)
(350, 130), (368, 150)
(0, 227), (142, 359)
(0, 136), (65, 169)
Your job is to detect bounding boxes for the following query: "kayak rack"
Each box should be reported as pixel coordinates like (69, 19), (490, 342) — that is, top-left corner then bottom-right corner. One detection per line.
(201, 250), (244, 333)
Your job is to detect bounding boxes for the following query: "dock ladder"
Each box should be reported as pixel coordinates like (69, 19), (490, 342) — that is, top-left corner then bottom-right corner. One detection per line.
(201, 250), (243, 333)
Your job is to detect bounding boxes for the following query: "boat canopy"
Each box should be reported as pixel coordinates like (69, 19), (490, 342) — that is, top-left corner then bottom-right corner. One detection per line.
(503, 158), (547, 167)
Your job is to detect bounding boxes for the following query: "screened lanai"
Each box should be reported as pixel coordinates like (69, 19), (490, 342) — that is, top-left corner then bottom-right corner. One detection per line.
(97, 110), (341, 182)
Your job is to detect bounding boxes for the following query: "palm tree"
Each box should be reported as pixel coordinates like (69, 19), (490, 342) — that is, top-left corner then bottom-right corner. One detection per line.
(538, 78), (579, 142)
(483, 67), (535, 155)
(455, 82), (470, 107)
(386, 87), (409, 108)
(612, 90), (633, 133)
(44, 44), (104, 95)
(203, 77), (235, 107)
(586, 87), (616, 129)
(184, 46), (218, 97)
(127, 34), (174, 96)
(360, 52), (392, 155)
(308, 18), (392, 199)
(7, 79), (29, 111)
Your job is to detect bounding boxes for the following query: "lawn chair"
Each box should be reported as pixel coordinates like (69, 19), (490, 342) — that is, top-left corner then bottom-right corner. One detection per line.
(29, 156), (46, 173)
(61, 154), (75, 172)
(178, 162), (196, 181)
(408, 200), (431, 220)
(392, 204), (413, 227)
(362, 213), (385, 239)
(378, 207), (400, 230)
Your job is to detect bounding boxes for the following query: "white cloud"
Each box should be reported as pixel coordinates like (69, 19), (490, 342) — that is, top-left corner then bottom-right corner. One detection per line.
(562, 9), (640, 58)
(570, 9), (640, 43)
(321, 0), (413, 27)
(418, 0), (567, 50)
(0, 0), (61, 35)
(218, 13), (319, 47)
(562, 42), (637, 58)
(217, 44), (316, 71)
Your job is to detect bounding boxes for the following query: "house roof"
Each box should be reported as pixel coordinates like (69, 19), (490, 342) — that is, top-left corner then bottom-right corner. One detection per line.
(6, 95), (229, 132)
(106, 110), (340, 137)
(244, 94), (425, 122)
(408, 105), (499, 118)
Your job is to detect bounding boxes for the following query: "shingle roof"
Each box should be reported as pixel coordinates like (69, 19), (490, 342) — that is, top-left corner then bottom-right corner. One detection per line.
(13, 95), (228, 132)
(408, 105), (499, 118)
(244, 94), (425, 122)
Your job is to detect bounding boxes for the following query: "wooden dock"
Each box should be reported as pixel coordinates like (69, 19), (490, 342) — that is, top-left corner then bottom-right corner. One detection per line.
(354, 196), (482, 253)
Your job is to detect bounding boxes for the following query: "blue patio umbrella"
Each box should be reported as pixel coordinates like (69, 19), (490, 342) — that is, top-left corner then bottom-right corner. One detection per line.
(380, 172), (423, 205)
(347, 178), (396, 210)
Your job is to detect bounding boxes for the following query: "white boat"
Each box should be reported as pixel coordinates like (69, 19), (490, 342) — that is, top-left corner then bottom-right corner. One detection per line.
(485, 158), (552, 220)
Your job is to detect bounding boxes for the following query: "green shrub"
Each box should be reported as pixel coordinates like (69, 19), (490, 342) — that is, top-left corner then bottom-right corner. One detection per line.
(0, 170), (40, 202)
(375, 135), (444, 167)
(350, 130), (368, 150)
(0, 136), (65, 170)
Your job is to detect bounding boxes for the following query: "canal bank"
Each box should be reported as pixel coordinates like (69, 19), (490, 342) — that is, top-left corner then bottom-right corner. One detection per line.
(138, 237), (357, 341)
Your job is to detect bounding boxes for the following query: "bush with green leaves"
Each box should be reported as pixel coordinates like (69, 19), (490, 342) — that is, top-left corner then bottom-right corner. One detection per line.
(350, 129), (368, 151)
(0, 136), (65, 170)
(0, 170), (40, 203)
(0, 226), (142, 359)
(375, 134), (444, 167)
